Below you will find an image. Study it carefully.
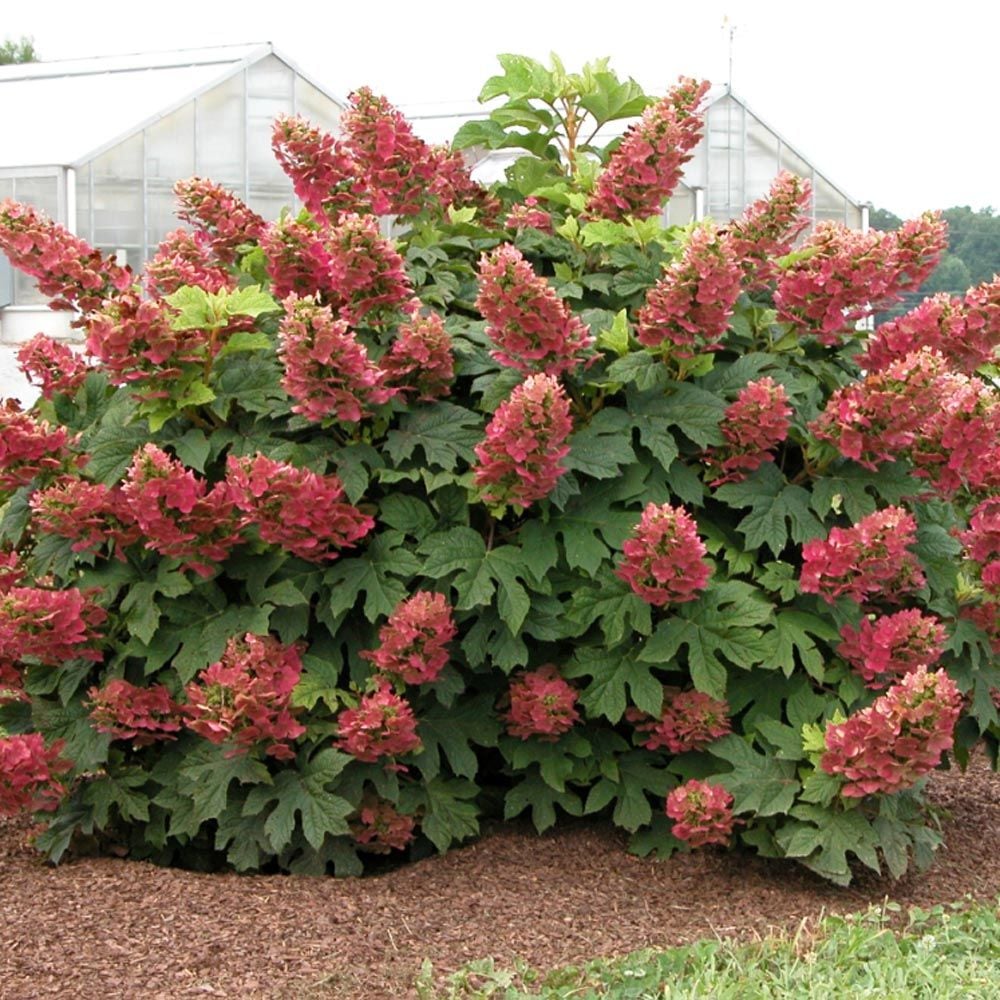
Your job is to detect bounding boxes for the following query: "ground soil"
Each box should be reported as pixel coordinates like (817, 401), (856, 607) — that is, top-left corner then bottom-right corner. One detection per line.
(1, 752), (998, 1000)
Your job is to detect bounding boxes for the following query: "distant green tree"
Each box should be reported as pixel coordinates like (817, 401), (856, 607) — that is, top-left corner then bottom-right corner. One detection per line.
(920, 253), (971, 295)
(943, 206), (1000, 287)
(869, 206), (902, 232)
(0, 36), (38, 65)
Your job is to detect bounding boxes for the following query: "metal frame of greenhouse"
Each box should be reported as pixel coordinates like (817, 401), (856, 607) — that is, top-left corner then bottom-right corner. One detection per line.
(0, 42), (345, 343)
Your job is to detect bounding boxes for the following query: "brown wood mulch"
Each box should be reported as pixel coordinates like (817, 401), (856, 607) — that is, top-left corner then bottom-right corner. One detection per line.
(1, 752), (998, 1000)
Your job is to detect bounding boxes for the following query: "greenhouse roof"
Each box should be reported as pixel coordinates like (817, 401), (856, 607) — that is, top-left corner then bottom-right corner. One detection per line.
(0, 43), (339, 170)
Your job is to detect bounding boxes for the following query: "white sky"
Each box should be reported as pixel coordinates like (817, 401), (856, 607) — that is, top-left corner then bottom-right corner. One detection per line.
(3, 0), (996, 218)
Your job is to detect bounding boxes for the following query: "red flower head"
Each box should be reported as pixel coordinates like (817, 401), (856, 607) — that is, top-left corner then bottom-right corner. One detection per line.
(710, 377), (792, 485)
(504, 665), (580, 741)
(88, 679), (183, 746)
(587, 78), (709, 222)
(30, 476), (141, 557)
(226, 452), (374, 562)
(182, 633), (306, 760)
(0, 401), (78, 491)
(272, 115), (361, 222)
(722, 171), (812, 288)
(360, 592), (457, 685)
(473, 373), (573, 511)
(617, 502), (712, 606)
(960, 496), (1000, 597)
(821, 668), (961, 797)
(380, 311), (455, 401)
(351, 796), (417, 853)
(16, 335), (91, 399)
(0, 198), (131, 313)
(0, 586), (106, 669)
(121, 444), (243, 577)
(173, 177), (266, 263)
(278, 294), (395, 423)
(800, 506), (925, 606)
(476, 244), (593, 376)
(665, 779), (734, 848)
(636, 225), (742, 358)
(335, 681), (422, 762)
(145, 228), (235, 298)
(838, 610), (947, 689)
(0, 733), (72, 816)
(627, 688), (731, 753)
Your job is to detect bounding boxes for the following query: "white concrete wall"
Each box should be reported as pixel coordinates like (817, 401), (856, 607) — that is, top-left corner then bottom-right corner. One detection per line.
(0, 306), (77, 345)
(0, 345), (39, 406)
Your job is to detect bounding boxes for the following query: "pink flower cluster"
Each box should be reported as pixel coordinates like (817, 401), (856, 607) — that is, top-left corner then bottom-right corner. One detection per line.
(380, 312), (455, 401)
(861, 275), (1000, 374)
(586, 78), (710, 222)
(360, 592), (457, 685)
(0, 550), (23, 591)
(351, 796), (417, 853)
(710, 377), (792, 485)
(340, 86), (441, 216)
(0, 586), (106, 671)
(0, 401), (77, 490)
(173, 177), (266, 263)
(30, 477), (141, 556)
(277, 294), (395, 422)
(16, 335), (91, 399)
(121, 444), (242, 577)
(775, 213), (946, 345)
(722, 172), (812, 288)
(473, 373), (573, 511)
(961, 601), (1000, 654)
(322, 213), (415, 327)
(272, 115), (359, 221)
(182, 633), (306, 760)
(504, 198), (554, 234)
(627, 688), (731, 753)
(85, 292), (202, 385)
(665, 779), (734, 848)
(226, 452), (374, 562)
(263, 216), (413, 328)
(145, 229), (235, 298)
(616, 502), (712, 606)
(88, 679), (183, 746)
(503, 665), (580, 741)
(476, 245), (592, 376)
(636, 225), (742, 357)
(821, 668), (961, 797)
(260, 217), (337, 301)
(273, 94), (491, 223)
(811, 348), (1000, 497)
(0, 199), (131, 313)
(960, 497), (1000, 595)
(335, 681), (422, 762)
(838, 610), (947, 689)
(0, 733), (72, 816)
(800, 506), (925, 606)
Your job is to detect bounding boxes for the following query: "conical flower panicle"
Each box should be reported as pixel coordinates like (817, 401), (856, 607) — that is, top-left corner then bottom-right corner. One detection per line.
(587, 77), (710, 222)
(476, 244), (592, 376)
(173, 177), (266, 263)
(473, 373), (573, 511)
(821, 669), (961, 797)
(636, 225), (742, 357)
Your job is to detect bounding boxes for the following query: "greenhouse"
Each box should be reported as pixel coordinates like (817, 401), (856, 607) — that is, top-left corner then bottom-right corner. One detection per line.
(0, 43), (344, 341)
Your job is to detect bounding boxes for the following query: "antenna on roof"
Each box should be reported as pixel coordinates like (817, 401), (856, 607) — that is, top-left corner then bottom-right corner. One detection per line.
(722, 15), (736, 92)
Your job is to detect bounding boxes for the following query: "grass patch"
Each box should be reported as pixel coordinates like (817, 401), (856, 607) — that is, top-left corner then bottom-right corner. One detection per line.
(416, 898), (1000, 999)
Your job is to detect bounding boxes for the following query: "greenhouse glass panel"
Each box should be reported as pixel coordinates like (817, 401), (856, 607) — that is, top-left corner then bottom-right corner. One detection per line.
(0, 178), (12, 201)
(745, 115), (780, 202)
(815, 174), (847, 224)
(296, 76), (341, 133)
(92, 133), (143, 266)
(249, 56), (295, 198)
(664, 185), (695, 227)
(196, 75), (246, 195)
(75, 163), (91, 244)
(778, 144), (812, 186)
(706, 97), (744, 220)
(10, 174), (59, 304)
(146, 104), (196, 254)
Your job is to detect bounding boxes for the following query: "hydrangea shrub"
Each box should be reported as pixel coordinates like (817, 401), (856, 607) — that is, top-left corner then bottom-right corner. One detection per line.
(0, 54), (997, 885)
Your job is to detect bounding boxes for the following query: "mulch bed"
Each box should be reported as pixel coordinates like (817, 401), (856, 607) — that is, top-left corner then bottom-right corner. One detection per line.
(2, 752), (998, 999)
